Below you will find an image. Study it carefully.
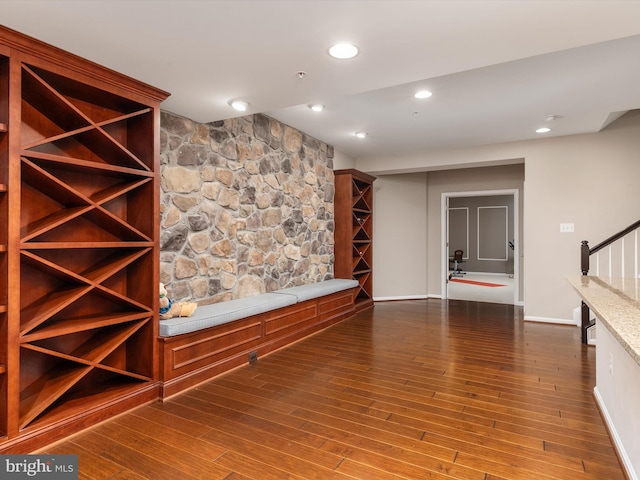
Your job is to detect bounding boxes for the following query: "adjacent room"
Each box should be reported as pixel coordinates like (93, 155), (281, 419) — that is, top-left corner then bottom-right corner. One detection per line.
(0, 1), (639, 479)
(446, 191), (518, 305)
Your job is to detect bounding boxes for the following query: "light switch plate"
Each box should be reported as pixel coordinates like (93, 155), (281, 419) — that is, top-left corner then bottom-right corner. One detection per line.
(560, 223), (575, 233)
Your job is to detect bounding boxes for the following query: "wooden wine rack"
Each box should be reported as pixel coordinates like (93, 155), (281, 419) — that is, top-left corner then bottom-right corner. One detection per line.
(0, 47), (9, 441)
(0, 25), (168, 452)
(334, 169), (376, 312)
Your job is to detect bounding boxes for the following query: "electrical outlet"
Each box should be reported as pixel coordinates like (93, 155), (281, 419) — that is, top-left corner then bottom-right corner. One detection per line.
(249, 351), (258, 363)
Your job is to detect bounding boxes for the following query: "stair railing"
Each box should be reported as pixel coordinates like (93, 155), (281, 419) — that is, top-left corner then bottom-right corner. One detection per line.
(580, 219), (640, 343)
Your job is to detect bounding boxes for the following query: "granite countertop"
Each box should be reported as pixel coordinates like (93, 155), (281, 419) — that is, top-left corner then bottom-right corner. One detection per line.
(567, 275), (640, 365)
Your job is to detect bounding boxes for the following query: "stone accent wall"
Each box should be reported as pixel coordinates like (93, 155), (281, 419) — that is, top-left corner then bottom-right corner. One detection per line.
(160, 112), (335, 303)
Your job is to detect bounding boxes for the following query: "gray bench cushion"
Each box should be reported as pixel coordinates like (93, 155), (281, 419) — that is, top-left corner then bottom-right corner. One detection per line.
(159, 292), (297, 337)
(272, 278), (358, 302)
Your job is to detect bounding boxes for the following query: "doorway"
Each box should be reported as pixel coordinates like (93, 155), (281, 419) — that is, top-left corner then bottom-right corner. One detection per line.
(441, 189), (520, 305)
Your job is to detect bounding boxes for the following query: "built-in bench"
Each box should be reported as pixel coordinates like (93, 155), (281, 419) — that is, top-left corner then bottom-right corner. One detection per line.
(158, 278), (359, 398)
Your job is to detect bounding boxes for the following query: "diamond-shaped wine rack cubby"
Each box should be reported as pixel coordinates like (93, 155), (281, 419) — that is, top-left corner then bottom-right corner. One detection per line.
(17, 62), (157, 431)
(335, 170), (376, 312)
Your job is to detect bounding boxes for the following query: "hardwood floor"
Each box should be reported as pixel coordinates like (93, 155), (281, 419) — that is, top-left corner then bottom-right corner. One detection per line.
(41, 300), (625, 480)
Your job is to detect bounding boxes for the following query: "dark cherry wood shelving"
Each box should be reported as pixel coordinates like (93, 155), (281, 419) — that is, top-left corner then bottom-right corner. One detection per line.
(0, 50), (9, 442)
(334, 169), (376, 312)
(0, 25), (168, 452)
(18, 359), (93, 428)
(21, 312), (152, 343)
(21, 379), (151, 434)
(24, 248), (152, 283)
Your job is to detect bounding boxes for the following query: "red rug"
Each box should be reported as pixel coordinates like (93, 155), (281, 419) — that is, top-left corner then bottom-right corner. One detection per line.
(449, 278), (506, 287)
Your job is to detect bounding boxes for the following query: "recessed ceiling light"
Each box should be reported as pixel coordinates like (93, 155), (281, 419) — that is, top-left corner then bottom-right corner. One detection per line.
(309, 104), (324, 112)
(355, 131), (367, 139)
(414, 90), (432, 99)
(229, 100), (249, 111)
(328, 43), (359, 59)
(536, 127), (551, 133)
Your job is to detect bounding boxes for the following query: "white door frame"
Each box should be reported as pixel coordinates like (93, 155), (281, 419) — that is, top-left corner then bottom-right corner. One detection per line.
(441, 189), (520, 305)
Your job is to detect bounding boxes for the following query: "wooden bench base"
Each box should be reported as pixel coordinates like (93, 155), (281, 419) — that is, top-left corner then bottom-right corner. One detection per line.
(158, 288), (356, 398)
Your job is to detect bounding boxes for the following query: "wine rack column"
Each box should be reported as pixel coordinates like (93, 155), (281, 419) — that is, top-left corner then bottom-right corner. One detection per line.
(0, 49), (8, 439)
(15, 61), (159, 432)
(334, 169), (376, 312)
(0, 25), (168, 452)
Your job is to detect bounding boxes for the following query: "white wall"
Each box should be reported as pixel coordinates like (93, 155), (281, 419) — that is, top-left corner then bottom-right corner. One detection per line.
(356, 111), (640, 322)
(372, 173), (428, 300)
(332, 148), (356, 170)
(595, 321), (640, 479)
(522, 112), (640, 321)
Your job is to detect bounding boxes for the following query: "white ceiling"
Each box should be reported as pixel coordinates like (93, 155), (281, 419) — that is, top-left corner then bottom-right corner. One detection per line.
(3, 1), (640, 165)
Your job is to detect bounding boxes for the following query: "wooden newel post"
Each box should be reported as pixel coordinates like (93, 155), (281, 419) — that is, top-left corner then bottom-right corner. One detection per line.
(580, 240), (590, 275)
(580, 240), (591, 344)
(581, 301), (590, 344)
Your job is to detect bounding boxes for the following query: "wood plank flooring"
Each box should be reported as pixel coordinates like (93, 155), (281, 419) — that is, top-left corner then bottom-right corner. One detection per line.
(41, 300), (626, 479)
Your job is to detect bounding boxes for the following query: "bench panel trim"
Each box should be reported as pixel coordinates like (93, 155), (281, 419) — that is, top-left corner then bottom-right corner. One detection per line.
(158, 283), (359, 398)
(264, 304), (317, 337)
(171, 321), (262, 370)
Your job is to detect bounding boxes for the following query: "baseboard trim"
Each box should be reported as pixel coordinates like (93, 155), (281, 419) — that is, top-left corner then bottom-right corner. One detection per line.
(374, 295), (428, 302)
(524, 315), (576, 326)
(379, 294), (521, 305)
(460, 271), (513, 277)
(594, 386), (638, 480)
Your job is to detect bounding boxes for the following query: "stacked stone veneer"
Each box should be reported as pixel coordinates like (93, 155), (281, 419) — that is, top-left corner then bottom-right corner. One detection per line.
(160, 111), (335, 303)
